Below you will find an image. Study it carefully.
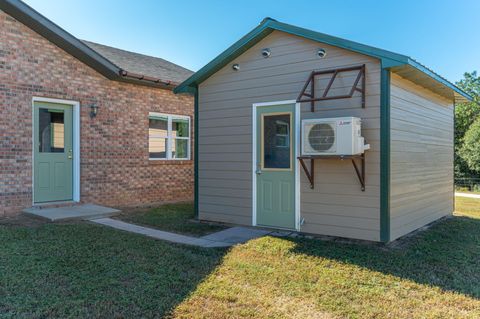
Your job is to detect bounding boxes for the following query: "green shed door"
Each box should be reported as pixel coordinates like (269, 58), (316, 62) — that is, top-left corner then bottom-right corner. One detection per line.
(33, 102), (73, 203)
(256, 104), (296, 229)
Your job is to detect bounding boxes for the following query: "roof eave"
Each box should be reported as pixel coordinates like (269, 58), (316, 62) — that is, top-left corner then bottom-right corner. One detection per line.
(174, 18), (473, 103)
(174, 20), (275, 94)
(174, 18), (409, 94)
(407, 58), (473, 102)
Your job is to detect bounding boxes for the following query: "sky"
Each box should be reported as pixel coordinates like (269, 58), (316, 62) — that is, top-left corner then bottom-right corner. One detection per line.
(23, 0), (480, 83)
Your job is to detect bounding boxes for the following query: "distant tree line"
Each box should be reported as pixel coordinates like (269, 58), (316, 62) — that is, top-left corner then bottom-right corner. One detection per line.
(455, 71), (480, 190)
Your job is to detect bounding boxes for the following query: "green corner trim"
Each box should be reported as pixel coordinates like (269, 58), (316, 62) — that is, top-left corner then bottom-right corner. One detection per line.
(380, 67), (391, 243)
(194, 87), (199, 219)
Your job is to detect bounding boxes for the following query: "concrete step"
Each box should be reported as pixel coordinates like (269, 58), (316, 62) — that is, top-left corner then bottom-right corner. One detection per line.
(23, 204), (120, 222)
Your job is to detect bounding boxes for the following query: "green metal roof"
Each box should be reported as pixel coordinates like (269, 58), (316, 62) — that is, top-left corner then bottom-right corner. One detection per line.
(174, 18), (472, 102)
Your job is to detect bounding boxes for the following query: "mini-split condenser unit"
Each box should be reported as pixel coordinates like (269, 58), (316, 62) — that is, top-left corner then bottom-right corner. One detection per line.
(301, 117), (370, 156)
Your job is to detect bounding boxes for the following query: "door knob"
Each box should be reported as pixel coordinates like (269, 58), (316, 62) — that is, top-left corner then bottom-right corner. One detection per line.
(68, 149), (73, 159)
(255, 169), (262, 175)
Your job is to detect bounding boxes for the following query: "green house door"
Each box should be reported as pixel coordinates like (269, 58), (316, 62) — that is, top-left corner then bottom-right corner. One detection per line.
(256, 103), (296, 229)
(33, 102), (73, 203)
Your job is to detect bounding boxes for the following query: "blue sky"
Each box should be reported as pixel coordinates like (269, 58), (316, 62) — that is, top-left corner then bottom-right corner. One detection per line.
(23, 0), (479, 83)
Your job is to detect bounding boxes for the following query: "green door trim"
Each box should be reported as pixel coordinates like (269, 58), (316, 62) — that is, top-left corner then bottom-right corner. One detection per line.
(252, 100), (300, 231)
(32, 97), (80, 204)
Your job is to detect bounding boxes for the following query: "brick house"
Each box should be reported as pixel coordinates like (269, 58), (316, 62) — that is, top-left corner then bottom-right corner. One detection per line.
(0, 0), (194, 216)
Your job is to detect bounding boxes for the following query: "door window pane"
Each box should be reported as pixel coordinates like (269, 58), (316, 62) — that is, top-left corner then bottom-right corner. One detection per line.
(39, 109), (64, 153)
(263, 114), (291, 169)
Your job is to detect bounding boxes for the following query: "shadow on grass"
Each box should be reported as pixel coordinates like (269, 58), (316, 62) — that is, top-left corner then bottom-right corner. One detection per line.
(2, 213), (478, 317)
(0, 219), (228, 318)
(289, 215), (480, 299)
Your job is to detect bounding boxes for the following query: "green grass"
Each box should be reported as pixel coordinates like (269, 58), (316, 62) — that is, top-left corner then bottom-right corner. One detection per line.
(1, 198), (479, 318)
(115, 202), (226, 237)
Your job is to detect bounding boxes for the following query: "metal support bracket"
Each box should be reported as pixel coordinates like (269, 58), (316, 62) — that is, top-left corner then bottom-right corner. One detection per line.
(297, 154), (366, 191)
(296, 64), (366, 112)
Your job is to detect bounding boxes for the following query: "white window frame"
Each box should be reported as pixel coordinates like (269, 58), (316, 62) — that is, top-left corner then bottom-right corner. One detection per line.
(275, 119), (290, 148)
(149, 112), (191, 160)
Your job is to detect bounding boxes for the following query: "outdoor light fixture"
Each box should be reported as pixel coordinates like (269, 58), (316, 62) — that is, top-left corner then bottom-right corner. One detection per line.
(317, 48), (327, 58)
(90, 103), (98, 118)
(232, 63), (240, 71)
(261, 48), (271, 58)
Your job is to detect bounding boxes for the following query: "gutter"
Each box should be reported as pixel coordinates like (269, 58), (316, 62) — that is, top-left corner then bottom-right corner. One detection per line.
(119, 70), (178, 87)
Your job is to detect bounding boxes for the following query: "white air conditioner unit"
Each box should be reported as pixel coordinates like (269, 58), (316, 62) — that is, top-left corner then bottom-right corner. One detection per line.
(301, 117), (370, 156)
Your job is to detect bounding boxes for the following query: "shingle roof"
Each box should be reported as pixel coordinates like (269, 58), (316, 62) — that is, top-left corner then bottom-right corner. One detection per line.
(83, 41), (193, 84)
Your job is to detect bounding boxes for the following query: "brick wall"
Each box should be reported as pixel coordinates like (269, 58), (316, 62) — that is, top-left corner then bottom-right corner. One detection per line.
(0, 10), (194, 216)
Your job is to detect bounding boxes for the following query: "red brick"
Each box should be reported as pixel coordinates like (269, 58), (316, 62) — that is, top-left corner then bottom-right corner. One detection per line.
(0, 10), (194, 216)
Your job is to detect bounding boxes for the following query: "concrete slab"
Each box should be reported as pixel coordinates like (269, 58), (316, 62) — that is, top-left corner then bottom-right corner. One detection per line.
(23, 204), (120, 221)
(91, 218), (230, 248)
(200, 226), (272, 244)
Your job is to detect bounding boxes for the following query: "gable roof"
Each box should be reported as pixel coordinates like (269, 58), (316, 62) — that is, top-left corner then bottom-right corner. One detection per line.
(174, 18), (472, 103)
(0, 0), (193, 89)
(82, 41), (193, 85)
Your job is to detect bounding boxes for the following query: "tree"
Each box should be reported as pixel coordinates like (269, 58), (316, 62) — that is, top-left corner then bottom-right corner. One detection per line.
(455, 71), (480, 179)
(460, 118), (480, 173)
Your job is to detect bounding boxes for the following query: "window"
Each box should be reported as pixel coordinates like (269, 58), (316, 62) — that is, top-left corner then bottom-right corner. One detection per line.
(38, 108), (65, 153)
(275, 120), (290, 148)
(262, 113), (291, 169)
(149, 113), (190, 160)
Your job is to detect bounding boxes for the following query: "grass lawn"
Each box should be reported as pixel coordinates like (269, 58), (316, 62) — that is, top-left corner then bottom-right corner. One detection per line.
(1, 198), (479, 318)
(455, 196), (480, 218)
(115, 202), (226, 237)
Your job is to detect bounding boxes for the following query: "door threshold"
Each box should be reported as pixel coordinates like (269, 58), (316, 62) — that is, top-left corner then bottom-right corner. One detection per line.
(255, 224), (297, 232)
(31, 200), (77, 209)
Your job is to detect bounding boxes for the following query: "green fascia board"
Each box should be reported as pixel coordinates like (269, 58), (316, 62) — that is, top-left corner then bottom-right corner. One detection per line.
(174, 17), (408, 93)
(174, 17), (472, 102)
(268, 19), (408, 65)
(174, 21), (275, 94)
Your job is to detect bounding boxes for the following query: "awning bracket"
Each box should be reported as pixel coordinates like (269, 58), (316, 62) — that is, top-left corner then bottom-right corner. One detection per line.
(297, 154), (365, 191)
(296, 64), (366, 112)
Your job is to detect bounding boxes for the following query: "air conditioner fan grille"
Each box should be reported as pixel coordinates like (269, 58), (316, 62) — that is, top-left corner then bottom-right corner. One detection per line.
(308, 123), (335, 151)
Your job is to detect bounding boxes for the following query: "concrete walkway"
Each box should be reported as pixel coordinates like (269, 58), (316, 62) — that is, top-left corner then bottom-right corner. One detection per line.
(91, 218), (271, 248)
(456, 192), (480, 199)
(23, 203), (274, 247)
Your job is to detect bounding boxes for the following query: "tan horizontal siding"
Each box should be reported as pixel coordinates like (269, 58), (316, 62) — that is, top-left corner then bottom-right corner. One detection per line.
(198, 31), (381, 241)
(389, 73), (454, 241)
